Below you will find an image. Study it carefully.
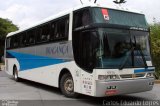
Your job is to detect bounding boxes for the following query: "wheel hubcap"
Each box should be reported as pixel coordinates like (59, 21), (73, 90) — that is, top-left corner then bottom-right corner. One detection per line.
(64, 78), (74, 93)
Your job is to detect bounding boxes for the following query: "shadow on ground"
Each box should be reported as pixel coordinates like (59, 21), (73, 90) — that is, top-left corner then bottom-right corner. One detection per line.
(9, 78), (151, 106)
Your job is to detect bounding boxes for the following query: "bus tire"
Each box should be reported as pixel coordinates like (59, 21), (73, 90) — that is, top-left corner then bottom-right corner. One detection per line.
(60, 73), (78, 98)
(13, 66), (20, 82)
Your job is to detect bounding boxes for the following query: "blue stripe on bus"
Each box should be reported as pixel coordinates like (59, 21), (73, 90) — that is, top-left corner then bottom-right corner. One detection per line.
(134, 67), (155, 73)
(7, 51), (70, 71)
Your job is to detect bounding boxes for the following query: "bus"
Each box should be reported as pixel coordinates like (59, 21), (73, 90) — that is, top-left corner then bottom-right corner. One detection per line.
(5, 4), (155, 97)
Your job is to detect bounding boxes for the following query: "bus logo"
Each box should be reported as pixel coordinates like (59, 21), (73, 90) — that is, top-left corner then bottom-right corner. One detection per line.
(101, 9), (110, 21)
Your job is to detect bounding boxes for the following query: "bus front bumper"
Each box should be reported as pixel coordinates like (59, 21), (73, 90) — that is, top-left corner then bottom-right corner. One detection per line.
(95, 78), (154, 97)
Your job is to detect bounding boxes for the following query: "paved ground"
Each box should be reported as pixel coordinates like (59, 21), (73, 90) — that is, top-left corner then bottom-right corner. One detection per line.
(0, 70), (160, 106)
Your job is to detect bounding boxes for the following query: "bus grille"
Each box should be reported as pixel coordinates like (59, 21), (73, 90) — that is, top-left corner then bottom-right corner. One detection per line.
(120, 73), (145, 79)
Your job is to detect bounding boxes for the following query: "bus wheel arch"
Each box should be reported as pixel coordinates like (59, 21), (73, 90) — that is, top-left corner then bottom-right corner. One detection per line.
(59, 68), (78, 98)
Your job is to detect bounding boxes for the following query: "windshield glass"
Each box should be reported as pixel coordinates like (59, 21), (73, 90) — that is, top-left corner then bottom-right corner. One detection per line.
(72, 27), (151, 71)
(95, 28), (151, 69)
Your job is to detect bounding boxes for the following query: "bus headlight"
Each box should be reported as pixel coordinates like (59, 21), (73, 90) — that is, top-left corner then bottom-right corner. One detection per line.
(98, 75), (120, 80)
(146, 73), (154, 78)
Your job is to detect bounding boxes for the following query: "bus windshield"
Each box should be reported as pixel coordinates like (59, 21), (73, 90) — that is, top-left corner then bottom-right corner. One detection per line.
(72, 7), (151, 71)
(95, 28), (151, 69)
(73, 28), (151, 71)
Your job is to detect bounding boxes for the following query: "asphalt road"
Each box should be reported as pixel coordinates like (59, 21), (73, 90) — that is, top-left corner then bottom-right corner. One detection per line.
(0, 70), (160, 106)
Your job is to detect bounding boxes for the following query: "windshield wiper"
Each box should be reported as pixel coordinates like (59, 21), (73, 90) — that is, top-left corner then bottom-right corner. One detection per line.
(119, 31), (134, 70)
(136, 45), (148, 68)
(119, 44), (135, 70)
(134, 36), (148, 68)
(119, 36), (148, 70)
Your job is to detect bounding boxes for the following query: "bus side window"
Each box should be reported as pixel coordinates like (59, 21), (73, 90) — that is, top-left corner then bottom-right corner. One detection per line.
(21, 32), (27, 46)
(54, 16), (69, 40)
(10, 37), (13, 49)
(41, 24), (50, 42)
(73, 9), (91, 29)
(36, 24), (50, 43)
(10, 35), (19, 48)
(6, 38), (11, 49)
(65, 18), (69, 39)
(27, 29), (36, 45)
(14, 35), (19, 48)
(50, 22), (56, 41)
(82, 10), (91, 26)
(73, 11), (82, 28)
(36, 27), (42, 43)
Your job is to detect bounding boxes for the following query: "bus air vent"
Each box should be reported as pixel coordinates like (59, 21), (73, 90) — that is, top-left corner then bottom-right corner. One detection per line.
(135, 73), (145, 78)
(120, 74), (132, 79)
(120, 73), (145, 79)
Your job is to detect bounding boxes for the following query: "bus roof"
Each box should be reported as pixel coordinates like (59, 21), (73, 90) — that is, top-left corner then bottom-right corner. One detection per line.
(7, 4), (143, 37)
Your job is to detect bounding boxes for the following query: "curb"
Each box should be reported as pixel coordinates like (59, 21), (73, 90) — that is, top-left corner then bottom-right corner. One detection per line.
(155, 80), (160, 84)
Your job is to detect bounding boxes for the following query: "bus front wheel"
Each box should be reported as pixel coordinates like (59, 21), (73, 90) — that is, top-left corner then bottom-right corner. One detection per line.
(13, 66), (20, 82)
(60, 73), (78, 98)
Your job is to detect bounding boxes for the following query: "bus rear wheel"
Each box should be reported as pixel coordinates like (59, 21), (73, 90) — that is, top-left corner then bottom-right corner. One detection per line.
(60, 73), (78, 98)
(13, 66), (20, 82)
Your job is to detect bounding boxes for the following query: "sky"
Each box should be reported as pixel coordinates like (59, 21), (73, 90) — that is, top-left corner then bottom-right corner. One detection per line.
(0, 0), (160, 29)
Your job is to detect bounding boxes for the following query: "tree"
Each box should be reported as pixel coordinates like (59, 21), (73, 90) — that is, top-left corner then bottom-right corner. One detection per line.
(150, 23), (160, 79)
(0, 18), (18, 62)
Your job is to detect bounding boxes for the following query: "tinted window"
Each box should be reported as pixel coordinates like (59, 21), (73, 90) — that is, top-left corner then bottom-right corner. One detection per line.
(36, 24), (50, 43)
(36, 27), (42, 43)
(10, 35), (19, 48)
(73, 9), (91, 29)
(21, 32), (27, 46)
(7, 15), (69, 48)
(41, 24), (50, 42)
(27, 29), (36, 45)
(73, 30), (98, 72)
(50, 22), (56, 40)
(50, 16), (69, 41)
(6, 38), (11, 49)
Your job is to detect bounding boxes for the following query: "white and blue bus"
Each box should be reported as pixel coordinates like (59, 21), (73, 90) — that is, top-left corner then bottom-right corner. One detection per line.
(5, 4), (155, 97)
